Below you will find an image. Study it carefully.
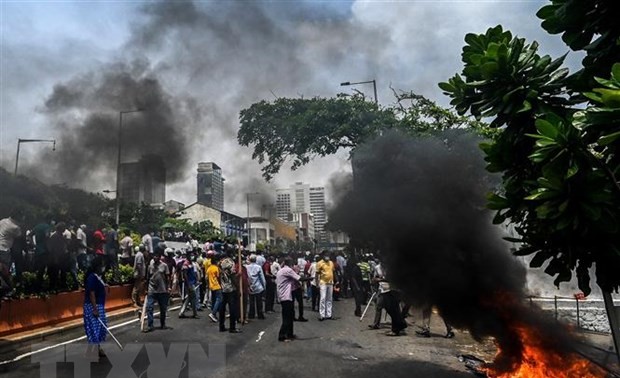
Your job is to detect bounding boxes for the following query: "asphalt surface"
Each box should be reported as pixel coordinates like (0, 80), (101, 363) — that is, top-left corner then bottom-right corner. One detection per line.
(0, 297), (488, 378)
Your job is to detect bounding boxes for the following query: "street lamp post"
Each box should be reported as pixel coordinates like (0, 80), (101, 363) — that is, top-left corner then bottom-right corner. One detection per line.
(14, 139), (56, 176)
(340, 79), (378, 105)
(246, 192), (260, 251)
(115, 109), (144, 225)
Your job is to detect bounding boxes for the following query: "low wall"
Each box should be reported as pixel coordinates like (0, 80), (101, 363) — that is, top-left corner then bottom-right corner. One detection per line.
(0, 285), (133, 337)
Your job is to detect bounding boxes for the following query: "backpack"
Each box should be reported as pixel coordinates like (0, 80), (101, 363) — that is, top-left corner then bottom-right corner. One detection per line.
(219, 258), (236, 293)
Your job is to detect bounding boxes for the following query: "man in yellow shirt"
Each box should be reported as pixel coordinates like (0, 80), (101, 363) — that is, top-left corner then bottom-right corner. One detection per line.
(206, 255), (222, 322)
(202, 253), (213, 308)
(315, 252), (335, 320)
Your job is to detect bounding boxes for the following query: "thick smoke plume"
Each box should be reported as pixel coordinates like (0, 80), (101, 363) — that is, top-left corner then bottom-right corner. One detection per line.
(17, 1), (390, 209)
(329, 130), (582, 371)
(25, 59), (194, 189)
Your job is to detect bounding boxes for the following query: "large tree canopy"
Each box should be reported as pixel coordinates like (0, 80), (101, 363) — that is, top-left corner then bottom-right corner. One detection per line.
(238, 92), (487, 181)
(441, 0), (620, 294)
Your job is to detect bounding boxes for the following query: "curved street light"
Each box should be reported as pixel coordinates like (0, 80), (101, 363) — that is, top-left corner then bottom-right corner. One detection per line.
(340, 79), (378, 105)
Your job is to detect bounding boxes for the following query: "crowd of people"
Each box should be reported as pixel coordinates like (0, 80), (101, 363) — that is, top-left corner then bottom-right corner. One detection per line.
(1, 210), (453, 356)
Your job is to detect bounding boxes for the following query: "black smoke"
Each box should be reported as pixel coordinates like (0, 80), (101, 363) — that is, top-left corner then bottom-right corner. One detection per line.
(329, 130), (581, 372)
(17, 1), (391, 209)
(25, 59), (193, 188)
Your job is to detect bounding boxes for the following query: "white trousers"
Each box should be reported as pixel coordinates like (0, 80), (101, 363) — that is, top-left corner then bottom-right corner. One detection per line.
(319, 283), (333, 319)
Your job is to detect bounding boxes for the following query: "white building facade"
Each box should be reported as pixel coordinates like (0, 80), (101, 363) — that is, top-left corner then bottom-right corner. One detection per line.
(275, 182), (327, 242)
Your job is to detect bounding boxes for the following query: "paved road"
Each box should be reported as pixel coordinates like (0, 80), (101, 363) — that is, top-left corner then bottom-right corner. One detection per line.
(1, 297), (485, 378)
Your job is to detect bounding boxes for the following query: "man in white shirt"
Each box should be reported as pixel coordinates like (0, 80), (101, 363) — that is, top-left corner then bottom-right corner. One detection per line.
(76, 225), (88, 270)
(119, 230), (133, 265)
(132, 246), (146, 307)
(142, 232), (153, 255)
(369, 261), (386, 329)
(307, 256), (319, 311)
(270, 258), (281, 276)
(270, 257), (281, 304)
(0, 212), (22, 297)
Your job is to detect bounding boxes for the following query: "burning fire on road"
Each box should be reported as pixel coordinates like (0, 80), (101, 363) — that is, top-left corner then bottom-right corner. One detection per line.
(475, 293), (606, 378)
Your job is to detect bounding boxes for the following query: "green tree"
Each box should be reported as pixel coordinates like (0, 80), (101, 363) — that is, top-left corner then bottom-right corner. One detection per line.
(440, 1), (620, 295)
(119, 202), (167, 234)
(238, 92), (486, 181)
(0, 168), (111, 227)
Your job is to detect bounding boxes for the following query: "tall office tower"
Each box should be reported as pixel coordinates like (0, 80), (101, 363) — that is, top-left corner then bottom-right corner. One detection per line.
(120, 155), (166, 205)
(309, 186), (327, 242)
(197, 162), (224, 211)
(275, 190), (291, 220)
(275, 182), (327, 242)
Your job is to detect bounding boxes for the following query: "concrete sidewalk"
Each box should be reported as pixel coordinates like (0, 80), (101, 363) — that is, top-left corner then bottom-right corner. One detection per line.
(0, 297), (181, 365)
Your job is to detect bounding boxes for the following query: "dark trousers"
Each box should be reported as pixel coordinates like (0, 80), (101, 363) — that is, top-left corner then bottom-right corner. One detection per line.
(199, 278), (207, 303)
(383, 291), (407, 333)
(351, 282), (363, 315)
(311, 285), (319, 311)
(265, 280), (276, 311)
(293, 287), (304, 319)
(278, 300), (294, 340)
(361, 281), (371, 303)
(35, 254), (48, 291)
(10, 249), (25, 284)
(146, 292), (169, 328)
(48, 262), (60, 292)
(219, 291), (238, 331)
(248, 292), (264, 318)
(401, 303), (412, 318)
(340, 276), (350, 298)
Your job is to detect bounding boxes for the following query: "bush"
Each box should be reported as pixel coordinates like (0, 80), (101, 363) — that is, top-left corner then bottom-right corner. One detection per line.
(104, 264), (134, 285)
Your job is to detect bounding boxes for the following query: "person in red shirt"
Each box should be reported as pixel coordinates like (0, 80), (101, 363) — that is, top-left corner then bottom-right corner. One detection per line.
(92, 227), (106, 256)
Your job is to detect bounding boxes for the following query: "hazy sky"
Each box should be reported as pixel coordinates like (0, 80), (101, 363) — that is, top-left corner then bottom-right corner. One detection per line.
(0, 0), (582, 216)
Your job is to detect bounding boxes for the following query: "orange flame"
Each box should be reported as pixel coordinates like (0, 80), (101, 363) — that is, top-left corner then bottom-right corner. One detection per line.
(484, 325), (606, 378)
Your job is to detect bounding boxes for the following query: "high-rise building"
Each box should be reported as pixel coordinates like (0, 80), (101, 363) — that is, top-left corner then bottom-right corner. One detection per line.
(119, 155), (166, 205)
(197, 162), (224, 211)
(275, 182), (327, 242)
(309, 187), (327, 241)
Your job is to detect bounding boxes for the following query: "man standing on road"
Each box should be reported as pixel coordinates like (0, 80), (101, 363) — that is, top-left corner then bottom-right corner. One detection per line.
(336, 252), (348, 297)
(308, 255), (320, 311)
(369, 259), (386, 329)
(179, 251), (199, 319)
(377, 276), (407, 337)
(416, 305), (454, 339)
(264, 255), (277, 313)
(246, 255), (266, 319)
(207, 254), (222, 322)
(316, 251), (335, 321)
(346, 254), (364, 317)
(218, 252), (241, 333)
(145, 251), (172, 332)
(276, 257), (301, 342)
(132, 245), (146, 307)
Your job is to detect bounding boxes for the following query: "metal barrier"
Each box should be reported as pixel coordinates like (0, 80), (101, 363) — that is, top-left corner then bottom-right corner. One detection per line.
(527, 295), (614, 334)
